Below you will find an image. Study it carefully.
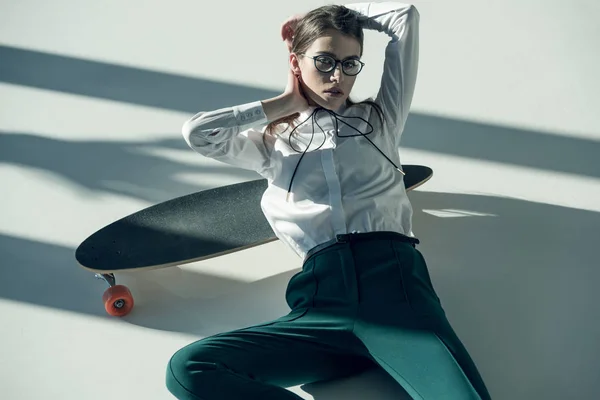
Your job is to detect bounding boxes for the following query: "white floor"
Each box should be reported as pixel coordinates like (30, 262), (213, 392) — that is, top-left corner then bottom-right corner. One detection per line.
(1, 1), (599, 399)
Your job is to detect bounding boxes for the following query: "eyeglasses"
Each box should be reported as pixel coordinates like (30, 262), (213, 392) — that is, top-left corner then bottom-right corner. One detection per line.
(301, 54), (365, 76)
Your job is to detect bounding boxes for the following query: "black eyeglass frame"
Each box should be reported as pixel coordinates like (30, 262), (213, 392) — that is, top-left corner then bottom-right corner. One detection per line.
(299, 54), (365, 76)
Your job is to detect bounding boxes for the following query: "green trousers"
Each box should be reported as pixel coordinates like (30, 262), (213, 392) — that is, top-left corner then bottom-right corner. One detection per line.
(166, 232), (491, 399)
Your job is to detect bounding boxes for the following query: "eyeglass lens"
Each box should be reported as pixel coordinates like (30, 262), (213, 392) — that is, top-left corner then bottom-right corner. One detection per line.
(314, 56), (362, 76)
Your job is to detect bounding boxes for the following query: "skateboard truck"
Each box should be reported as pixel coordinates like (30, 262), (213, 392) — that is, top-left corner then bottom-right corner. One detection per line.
(94, 273), (135, 317)
(95, 273), (116, 288)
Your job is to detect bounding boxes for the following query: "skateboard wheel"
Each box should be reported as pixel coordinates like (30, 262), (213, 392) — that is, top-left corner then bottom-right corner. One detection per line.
(102, 285), (134, 317)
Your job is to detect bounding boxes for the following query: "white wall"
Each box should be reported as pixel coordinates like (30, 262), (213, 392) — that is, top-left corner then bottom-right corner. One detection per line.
(1, 1), (599, 399)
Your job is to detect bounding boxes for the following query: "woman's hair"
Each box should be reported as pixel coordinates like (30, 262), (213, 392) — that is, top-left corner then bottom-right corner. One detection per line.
(265, 5), (384, 136)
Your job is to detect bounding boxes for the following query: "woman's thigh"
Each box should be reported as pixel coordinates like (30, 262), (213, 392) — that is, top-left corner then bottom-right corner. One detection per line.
(168, 309), (376, 391)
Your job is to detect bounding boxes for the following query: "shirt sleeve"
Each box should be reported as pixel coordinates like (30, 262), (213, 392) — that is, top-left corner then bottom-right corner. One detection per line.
(181, 100), (273, 178)
(345, 2), (420, 140)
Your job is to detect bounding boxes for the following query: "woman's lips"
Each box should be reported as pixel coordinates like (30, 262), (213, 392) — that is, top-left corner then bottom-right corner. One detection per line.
(324, 88), (344, 97)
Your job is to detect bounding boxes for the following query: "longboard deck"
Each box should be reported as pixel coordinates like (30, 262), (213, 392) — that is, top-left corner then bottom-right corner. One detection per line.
(76, 165), (432, 273)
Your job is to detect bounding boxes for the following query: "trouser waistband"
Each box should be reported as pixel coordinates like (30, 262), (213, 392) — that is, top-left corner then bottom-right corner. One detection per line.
(304, 231), (420, 263)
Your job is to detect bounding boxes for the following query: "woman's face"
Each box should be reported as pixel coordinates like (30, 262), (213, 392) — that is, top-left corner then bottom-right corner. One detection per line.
(291, 29), (362, 111)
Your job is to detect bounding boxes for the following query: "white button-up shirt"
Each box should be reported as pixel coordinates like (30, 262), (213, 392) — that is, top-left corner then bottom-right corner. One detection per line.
(182, 2), (420, 259)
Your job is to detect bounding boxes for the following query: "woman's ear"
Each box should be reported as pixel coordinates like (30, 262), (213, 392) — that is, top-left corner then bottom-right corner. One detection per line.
(289, 53), (302, 77)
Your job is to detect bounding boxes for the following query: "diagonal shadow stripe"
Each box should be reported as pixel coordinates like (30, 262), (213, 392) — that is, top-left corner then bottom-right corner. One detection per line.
(0, 44), (279, 113)
(1, 44), (598, 178)
(402, 114), (600, 178)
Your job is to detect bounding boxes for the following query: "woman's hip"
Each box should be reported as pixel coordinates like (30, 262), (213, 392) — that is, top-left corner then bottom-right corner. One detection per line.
(286, 231), (442, 316)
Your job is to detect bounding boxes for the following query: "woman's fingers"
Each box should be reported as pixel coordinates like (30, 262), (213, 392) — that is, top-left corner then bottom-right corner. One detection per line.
(280, 22), (289, 41)
(281, 14), (305, 52)
(280, 14), (304, 40)
(280, 20), (294, 41)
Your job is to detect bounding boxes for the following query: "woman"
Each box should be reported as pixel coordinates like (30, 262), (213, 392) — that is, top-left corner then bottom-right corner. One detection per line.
(167, 3), (492, 399)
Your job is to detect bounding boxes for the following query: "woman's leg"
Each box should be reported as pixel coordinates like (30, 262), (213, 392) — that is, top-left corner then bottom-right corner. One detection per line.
(166, 309), (376, 400)
(356, 318), (489, 400)
(351, 239), (492, 400)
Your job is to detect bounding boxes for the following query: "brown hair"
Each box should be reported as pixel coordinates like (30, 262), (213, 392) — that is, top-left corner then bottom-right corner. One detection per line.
(266, 5), (384, 136)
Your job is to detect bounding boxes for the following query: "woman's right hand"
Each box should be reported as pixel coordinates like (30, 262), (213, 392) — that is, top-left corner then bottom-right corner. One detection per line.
(261, 69), (309, 121)
(281, 13), (305, 52)
(283, 68), (309, 113)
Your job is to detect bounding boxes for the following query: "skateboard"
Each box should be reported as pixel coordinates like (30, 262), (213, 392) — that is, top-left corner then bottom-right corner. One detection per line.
(75, 165), (433, 317)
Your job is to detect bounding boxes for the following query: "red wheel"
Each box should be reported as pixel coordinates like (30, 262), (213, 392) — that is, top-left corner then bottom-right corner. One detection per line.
(102, 285), (134, 317)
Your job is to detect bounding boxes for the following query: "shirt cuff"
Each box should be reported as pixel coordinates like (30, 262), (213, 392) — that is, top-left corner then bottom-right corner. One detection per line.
(233, 101), (268, 129)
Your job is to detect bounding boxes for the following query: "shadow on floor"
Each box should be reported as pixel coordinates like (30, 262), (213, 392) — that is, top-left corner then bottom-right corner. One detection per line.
(0, 131), (262, 203)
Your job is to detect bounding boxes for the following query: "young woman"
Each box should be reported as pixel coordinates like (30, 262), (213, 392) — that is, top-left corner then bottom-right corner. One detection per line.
(166, 3), (492, 399)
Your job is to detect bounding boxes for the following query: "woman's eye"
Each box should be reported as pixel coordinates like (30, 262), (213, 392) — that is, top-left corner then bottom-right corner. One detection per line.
(317, 57), (334, 66)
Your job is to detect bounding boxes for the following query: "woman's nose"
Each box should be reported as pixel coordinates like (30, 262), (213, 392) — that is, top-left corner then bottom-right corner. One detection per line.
(330, 65), (344, 82)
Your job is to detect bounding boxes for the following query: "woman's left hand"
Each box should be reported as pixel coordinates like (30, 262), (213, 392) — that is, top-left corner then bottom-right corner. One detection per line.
(280, 14), (305, 52)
